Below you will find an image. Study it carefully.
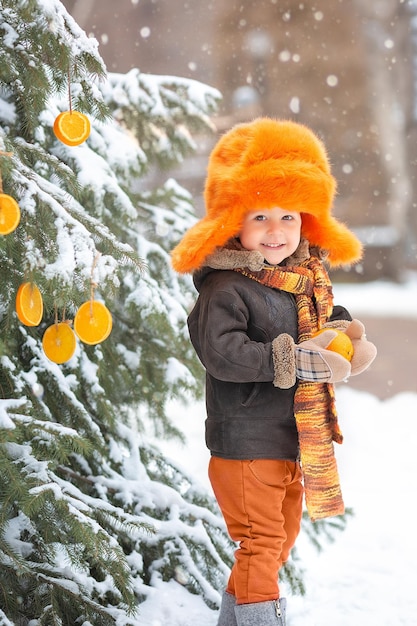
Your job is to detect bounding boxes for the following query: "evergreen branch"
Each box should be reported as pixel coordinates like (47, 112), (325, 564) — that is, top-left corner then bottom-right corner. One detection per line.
(13, 158), (144, 277)
(301, 508), (354, 553)
(35, 465), (157, 542)
(32, 571), (136, 624)
(0, 607), (14, 626)
(0, 540), (31, 575)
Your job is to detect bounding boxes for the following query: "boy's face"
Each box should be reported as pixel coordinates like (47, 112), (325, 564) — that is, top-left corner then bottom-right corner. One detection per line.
(239, 206), (302, 265)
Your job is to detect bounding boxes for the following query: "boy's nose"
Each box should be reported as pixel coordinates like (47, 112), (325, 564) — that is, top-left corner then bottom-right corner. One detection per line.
(267, 221), (282, 234)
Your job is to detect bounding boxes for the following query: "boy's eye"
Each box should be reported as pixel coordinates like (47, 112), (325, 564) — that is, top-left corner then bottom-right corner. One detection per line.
(254, 214), (266, 221)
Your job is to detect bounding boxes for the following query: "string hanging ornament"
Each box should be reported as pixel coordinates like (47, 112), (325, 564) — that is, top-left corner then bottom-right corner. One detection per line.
(16, 282), (44, 326)
(42, 254), (113, 363)
(53, 68), (91, 146)
(42, 304), (77, 364)
(0, 151), (21, 235)
(73, 253), (113, 346)
(0, 150), (44, 326)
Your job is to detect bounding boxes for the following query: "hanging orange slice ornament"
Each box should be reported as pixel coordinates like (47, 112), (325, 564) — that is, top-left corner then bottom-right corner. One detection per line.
(74, 300), (112, 345)
(42, 322), (77, 364)
(53, 110), (91, 146)
(0, 193), (20, 235)
(16, 282), (43, 326)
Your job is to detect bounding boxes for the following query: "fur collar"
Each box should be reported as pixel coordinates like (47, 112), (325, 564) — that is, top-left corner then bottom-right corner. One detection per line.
(204, 237), (316, 271)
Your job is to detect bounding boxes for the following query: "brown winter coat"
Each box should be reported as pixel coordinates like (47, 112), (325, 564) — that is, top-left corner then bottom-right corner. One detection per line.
(188, 266), (351, 461)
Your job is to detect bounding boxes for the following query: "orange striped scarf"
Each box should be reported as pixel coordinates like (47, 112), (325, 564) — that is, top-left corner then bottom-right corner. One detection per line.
(235, 255), (345, 521)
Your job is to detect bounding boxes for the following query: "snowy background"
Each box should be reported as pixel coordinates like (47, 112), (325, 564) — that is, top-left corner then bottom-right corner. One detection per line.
(142, 274), (417, 626)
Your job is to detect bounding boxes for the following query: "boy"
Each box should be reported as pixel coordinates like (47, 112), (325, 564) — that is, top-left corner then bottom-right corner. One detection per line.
(171, 118), (376, 626)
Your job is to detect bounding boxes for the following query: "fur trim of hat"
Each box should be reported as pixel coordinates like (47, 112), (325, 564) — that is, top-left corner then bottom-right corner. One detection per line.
(171, 117), (363, 273)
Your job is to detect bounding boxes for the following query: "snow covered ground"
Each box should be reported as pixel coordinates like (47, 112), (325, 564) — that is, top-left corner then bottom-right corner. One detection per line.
(141, 274), (417, 626)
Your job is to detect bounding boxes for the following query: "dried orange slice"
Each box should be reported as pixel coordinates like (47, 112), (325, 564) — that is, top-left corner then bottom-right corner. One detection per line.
(53, 110), (91, 146)
(0, 193), (20, 235)
(74, 300), (112, 345)
(16, 282), (43, 326)
(42, 322), (77, 364)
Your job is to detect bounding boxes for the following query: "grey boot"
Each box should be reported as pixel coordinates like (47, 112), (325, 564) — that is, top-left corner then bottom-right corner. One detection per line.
(234, 597), (287, 626)
(217, 591), (238, 626)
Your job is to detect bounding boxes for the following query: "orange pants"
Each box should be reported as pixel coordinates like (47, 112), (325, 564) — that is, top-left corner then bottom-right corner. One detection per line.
(209, 457), (303, 605)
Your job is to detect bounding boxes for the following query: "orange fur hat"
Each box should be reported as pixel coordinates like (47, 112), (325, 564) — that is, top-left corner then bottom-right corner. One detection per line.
(171, 117), (362, 273)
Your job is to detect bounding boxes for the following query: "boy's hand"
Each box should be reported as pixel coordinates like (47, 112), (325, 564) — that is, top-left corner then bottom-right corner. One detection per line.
(295, 330), (352, 383)
(272, 330), (352, 388)
(344, 319), (377, 375)
(272, 324), (376, 389)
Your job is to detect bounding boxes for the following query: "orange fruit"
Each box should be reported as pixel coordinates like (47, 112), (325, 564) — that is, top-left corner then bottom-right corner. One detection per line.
(0, 193), (21, 235)
(313, 328), (354, 361)
(16, 282), (43, 326)
(73, 300), (112, 345)
(53, 110), (91, 146)
(42, 322), (77, 364)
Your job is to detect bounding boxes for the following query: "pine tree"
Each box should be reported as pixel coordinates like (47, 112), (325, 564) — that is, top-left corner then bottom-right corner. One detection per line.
(0, 0), (233, 623)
